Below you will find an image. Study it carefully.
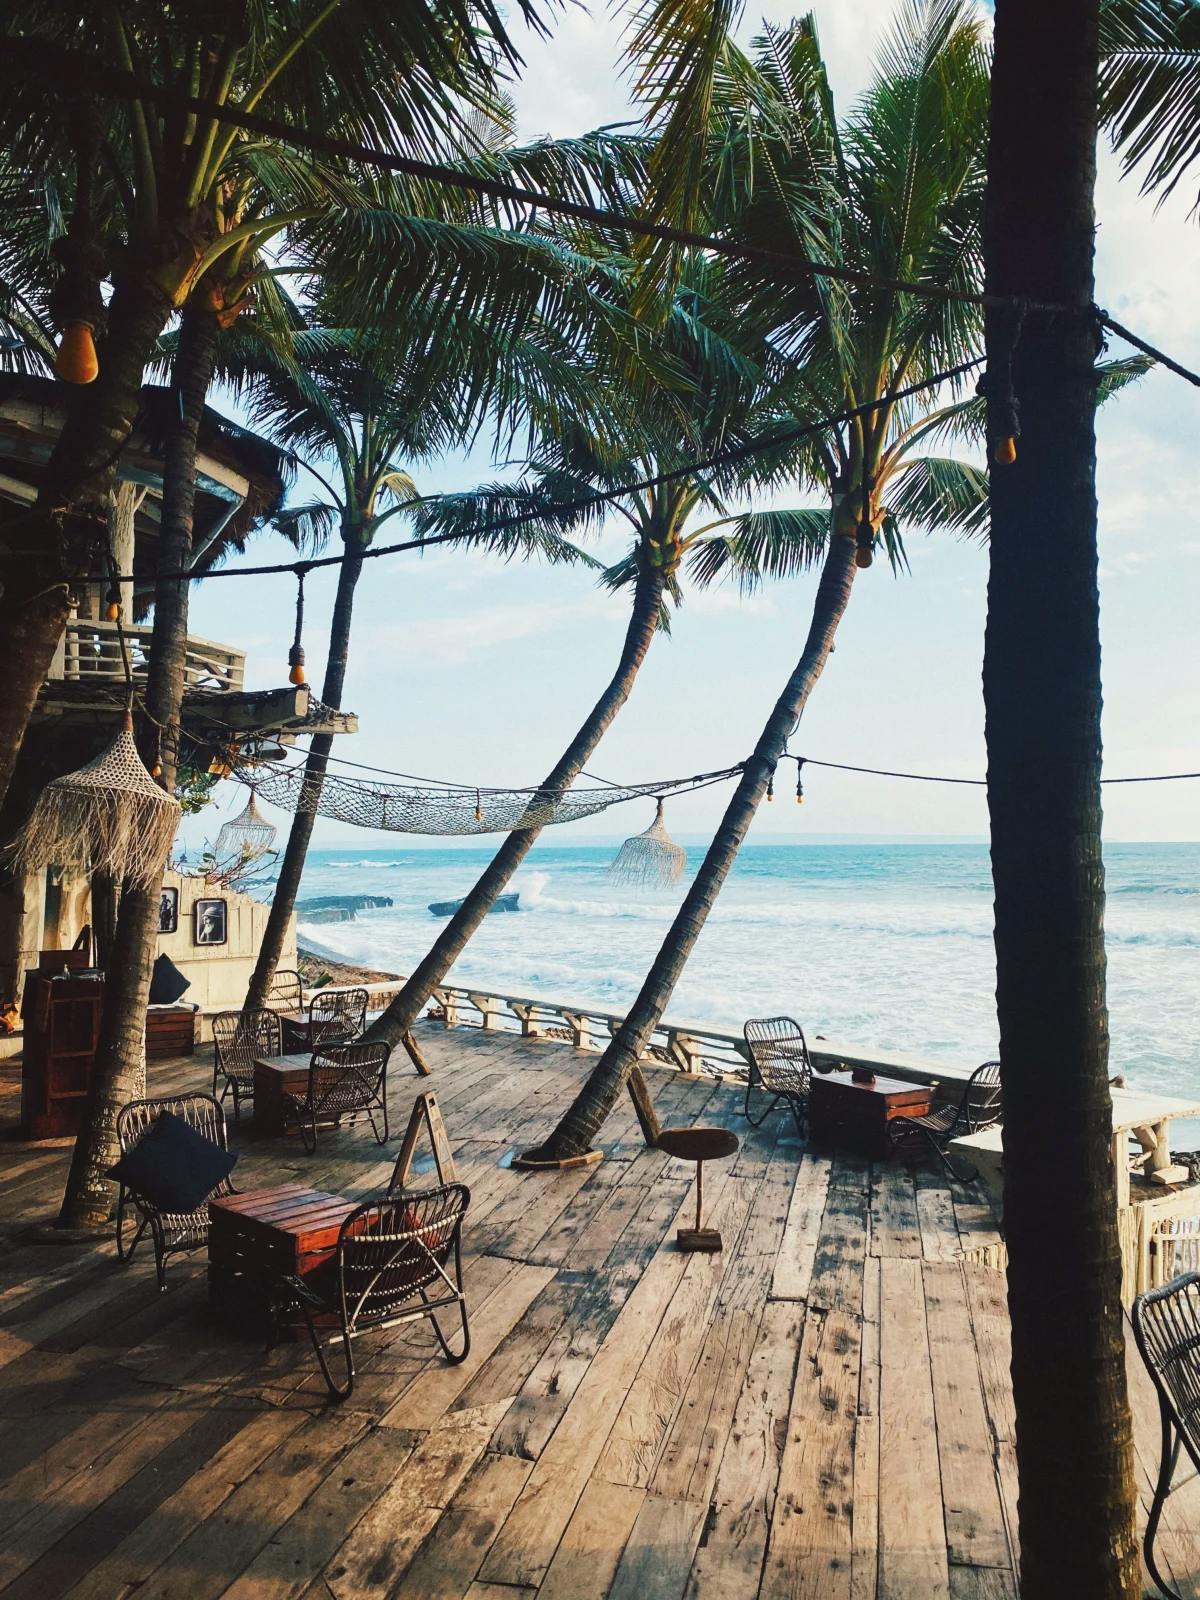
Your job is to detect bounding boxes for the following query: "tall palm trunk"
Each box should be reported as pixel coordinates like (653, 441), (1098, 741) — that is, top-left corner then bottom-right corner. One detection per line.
(534, 531), (856, 1161)
(0, 274), (172, 815)
(367, 561), (668, 1049)
(59, 296), (218, 1228)
(984, 3), (1138, 1594)
(244, 535), (366, 1010)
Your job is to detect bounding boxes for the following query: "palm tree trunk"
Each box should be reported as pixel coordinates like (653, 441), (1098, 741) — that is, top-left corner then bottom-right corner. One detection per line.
(0, 274), (172, 816)
(367, 562), (668, 1049)
(533, 531), (857, 1161)
(984, 3), (1138, 1595)
(59, 296), (218, 1229)
(244, 535), (366, 1011)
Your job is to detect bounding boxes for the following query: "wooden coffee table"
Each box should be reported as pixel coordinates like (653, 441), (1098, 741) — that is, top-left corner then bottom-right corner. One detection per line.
(808, 1070), (932, 1160)
(252, 1052), (313, 1138)
(208, 1184), (358, 1335)
(657, 1126), (740, 1252)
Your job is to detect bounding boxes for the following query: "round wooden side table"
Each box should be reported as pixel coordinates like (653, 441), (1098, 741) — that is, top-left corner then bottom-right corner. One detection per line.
(656, 1126), (740, 1252)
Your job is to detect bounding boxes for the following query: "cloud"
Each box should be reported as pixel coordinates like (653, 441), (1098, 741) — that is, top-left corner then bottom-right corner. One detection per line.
(357, 591), (625, 666)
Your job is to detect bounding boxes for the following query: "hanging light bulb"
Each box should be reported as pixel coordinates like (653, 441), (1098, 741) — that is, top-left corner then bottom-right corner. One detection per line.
(795, 760), (805, 805)
(287, 643), (306, 686)
(105, 584), (121, 621)
(767, 770), (775, 802)
(474, 790), (484, 825)
(993, 435), (1018, 466)
(55, 321), (99, 384)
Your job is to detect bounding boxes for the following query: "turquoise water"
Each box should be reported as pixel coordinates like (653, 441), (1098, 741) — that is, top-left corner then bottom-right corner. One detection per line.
(293, 840), (1199, 1104)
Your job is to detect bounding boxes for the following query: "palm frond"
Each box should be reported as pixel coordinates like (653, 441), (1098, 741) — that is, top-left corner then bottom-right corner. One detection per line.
(686, 507), (831, 591)
(886, 455), (989, 539)
(1100, 0), (1200, 209)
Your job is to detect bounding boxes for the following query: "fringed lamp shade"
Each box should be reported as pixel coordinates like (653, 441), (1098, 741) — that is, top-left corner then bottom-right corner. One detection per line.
(213, 789), (276, 872)
(609, 798), (686, 888)
(5, 715), (180, 890)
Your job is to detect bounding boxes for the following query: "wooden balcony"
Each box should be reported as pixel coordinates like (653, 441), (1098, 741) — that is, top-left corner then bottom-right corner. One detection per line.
(47, 617), (246, 693)
(0, 1025), (1196, 1597)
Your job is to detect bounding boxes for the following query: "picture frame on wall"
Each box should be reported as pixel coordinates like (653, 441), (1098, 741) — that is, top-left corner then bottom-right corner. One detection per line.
(194, 898), (228, 947)
(158, 886), (179, 935)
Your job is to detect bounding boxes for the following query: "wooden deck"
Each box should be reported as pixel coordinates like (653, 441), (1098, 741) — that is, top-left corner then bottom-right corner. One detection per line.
(0, 1024), (1196, 1599)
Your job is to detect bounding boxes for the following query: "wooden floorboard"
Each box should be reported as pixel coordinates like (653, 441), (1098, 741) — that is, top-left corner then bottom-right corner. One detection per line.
(0, 1025), (1191, 1598)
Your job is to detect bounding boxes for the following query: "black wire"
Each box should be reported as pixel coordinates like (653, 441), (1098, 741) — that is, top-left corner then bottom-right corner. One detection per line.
(87, 357), (983, 585)
(789, 754), (1200, 786)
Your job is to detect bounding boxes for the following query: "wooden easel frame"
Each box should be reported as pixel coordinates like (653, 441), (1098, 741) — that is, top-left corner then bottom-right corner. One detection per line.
(390, 1092), (458, 1190)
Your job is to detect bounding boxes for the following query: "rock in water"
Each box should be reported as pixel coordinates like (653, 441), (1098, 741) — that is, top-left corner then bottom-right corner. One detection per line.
(428, 892), (520, 917)
(296, 894), (394, 924)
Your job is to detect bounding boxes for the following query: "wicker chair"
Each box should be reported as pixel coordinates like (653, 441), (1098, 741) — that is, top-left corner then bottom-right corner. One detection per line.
(743, 1016), (813, 1132)
(1133, 1272), (1200, 1599)
(282, 1040), (391, 1154)
(212, 1007), (281, 1120)
(307, 986), (369, 1048)
(266, 968), (304, 1012)
(274, 1183), (471, 1401)
(889, 1060), (1002, 1179)
(115, 1092), (234, 1291)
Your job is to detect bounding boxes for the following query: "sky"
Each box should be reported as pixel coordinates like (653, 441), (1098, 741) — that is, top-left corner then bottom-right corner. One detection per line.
(180, 1), (1200, 855)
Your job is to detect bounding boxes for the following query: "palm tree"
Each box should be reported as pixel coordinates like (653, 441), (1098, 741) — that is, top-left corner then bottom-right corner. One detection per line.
(364, 253), (805, 1049)
(985, 1), (1139, 1593)
(529, 3), (996, 1161)
(0, 0), (555, 817)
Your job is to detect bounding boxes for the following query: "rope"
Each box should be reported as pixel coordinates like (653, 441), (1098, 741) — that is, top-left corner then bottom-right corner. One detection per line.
(87, 357), (984, 586)
(788, 755), (1200, 786)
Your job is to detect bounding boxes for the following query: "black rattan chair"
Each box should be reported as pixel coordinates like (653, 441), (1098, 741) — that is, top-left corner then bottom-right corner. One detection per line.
(281, 1040), (391, 1154)
(274, 1183), (471, 1401)
(889, 1060), (1002, 1178)
(212, 1007), (281, 1120)
(1133, 1272), (1200, 1599)
(307, 986), (368, 1048)
(742, 1016), (813, 1132)
(115, 1091), (234, 1290)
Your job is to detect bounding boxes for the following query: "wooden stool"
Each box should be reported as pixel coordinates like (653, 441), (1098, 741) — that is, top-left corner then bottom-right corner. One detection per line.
(657, 1126), (739, 1251)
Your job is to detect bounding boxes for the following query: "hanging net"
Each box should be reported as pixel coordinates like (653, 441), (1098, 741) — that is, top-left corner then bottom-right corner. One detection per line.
(5, 715), (181, 889)
(608, 798), (687, 887)
(213, 789), (276, 871)
(233, 758), (741, 836)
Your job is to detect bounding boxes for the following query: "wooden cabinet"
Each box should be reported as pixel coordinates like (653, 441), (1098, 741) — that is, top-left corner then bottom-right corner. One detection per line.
(21, 971), (104, 1139)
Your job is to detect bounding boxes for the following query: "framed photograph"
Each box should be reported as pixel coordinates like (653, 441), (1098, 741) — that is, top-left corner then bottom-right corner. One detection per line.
(157, 886), (179, 935)
(194, 897), (228, 947)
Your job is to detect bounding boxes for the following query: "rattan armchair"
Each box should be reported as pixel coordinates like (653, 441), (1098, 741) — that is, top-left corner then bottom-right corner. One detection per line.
(266, 968), (304, 1012)
(115, 1092), (234, 1291)
(889, 1060), (1002, 1178)
(212, 1007), (281, 1120)
(1133, 1271), (1200, 1599)
(742, 1016), (813, 1133)
(282, 1040), (391, 1154)
(308, 986), (368, 1048)
(274, 1183), (471, 1401)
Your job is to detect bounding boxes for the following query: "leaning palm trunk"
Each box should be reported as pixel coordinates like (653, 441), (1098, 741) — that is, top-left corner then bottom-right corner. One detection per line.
(0, 275), (172, 817)
(244, 536), (366, 1011)
(368, 562), (668, 1049)
(983, 2), (1138, 1593)
(533, 531), (857, 1162)
(59, 297), (218, 1228)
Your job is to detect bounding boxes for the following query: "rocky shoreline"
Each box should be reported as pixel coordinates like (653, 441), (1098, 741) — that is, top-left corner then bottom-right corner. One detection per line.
(297, 944), (401, 988)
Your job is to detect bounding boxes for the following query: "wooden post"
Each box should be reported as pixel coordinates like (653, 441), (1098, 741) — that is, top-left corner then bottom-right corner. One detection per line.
(399, 1030), (432, 1078)
(390, 1091), (457, 1190)
(626, 1065), (661, 1148)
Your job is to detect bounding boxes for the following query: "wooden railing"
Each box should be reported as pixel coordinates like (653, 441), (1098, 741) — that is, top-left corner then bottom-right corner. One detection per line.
(49, 618), (246, 692)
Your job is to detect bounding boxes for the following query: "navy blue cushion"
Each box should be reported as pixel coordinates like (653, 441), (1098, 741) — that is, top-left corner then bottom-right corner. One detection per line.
(108, 1110), (236, 1213)
(149, 954), (191, 1006)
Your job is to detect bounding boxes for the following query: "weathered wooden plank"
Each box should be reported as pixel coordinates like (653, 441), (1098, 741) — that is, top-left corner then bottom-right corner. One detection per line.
(805, 1159), (870, 1317)
(539, 1479), (645, 1600)
(924, 1262), (1011, 1571)
(399, 1451), (533, 1600)
(684, 1300), (802, 1600)
(650, 1304), (760, 1503)
(877, 1256), (949, 1600)
(851, 1254), (881, 1600)
(324, 1402), (510, 1600)
(607, 1493), (707, 1600)
(870, 1165), (923, 1259)
(759, 1305), (859, 1600)
(915, 1167), (963, 1263)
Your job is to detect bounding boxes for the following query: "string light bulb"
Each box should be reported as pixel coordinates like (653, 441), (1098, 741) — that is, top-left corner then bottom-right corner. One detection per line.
(795, 760), (805, 805)
(55, 321), (99, 384)
(994, 435), (1017, 466)
(767, 770), (775, 802)
(287, 643), (306, 686)
(105, 585), (121, 621)
(474, 790), (483, 824)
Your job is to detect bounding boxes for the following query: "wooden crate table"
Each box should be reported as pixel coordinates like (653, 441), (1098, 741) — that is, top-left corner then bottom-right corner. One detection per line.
(808, 1070), (932, 1160)
(253, 1052), (315, 1138)
(276, 1009), (387, 1053)
(208, 1184), (358, 1335)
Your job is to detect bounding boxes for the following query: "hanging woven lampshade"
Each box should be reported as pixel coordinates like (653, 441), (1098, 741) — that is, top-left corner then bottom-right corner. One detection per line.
(608, 798), (686, 888)
(213, 788), (276, 871)
(5, 714), (180, 890)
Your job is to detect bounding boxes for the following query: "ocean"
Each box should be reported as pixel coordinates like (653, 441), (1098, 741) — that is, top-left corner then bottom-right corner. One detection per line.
(293, 839), (1199, 1108)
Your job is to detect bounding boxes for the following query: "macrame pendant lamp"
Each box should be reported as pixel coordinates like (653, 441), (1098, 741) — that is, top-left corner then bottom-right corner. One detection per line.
(6, 713), (180, 890)
(214, 788), (276, 872)
(609, 798), (686, 888)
